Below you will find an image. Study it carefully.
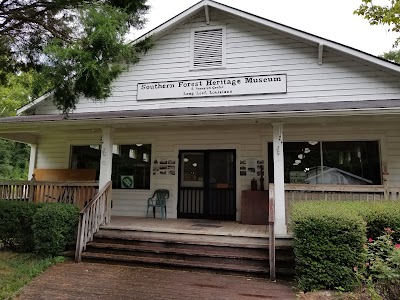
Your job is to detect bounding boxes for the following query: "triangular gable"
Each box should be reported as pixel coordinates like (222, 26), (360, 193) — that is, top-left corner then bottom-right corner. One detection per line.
(17, 0), (400, 115)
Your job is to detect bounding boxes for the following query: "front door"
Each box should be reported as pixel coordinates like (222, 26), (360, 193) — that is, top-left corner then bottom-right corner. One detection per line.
(178, 150), (236, 220)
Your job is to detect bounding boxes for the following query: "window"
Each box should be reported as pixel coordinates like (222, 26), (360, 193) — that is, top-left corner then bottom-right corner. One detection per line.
(268, 141), (381, 185)
(191, 27), (225, 69)
(181, 152), (204, 187)
(70, 144), (152, 189)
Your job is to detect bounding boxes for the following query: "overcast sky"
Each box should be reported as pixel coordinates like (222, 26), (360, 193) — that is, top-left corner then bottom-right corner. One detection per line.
(132, 0), (398, 56)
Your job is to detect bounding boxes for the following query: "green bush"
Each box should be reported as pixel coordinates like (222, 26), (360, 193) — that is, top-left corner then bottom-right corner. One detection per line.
(0, 200), (79, 256)
(354, 202), (400, 242)
(356, 229), (400, 299)
(0, 200), (41, 252)
(291, 202), (366, 292)
(32, 203), (79, 256)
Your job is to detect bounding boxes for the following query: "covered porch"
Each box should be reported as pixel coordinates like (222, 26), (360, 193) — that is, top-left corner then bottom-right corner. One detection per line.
(1, 114), (400, 233)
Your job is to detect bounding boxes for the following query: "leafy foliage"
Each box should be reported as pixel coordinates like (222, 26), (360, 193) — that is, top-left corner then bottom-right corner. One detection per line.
(0, 0), (149, 71)
(355, 0), (400, 47)
(40, 4), (152, 114)
(290, 200), (400, 292)
(0, 200), (41, 252)
(0, 139), (30, 180)
(291, 201), (366, 292)
(356, 229), (400, 300)
(0, 71), (42, 180)
(381, 49), (400, 63)
(0, 0), (151, 114)
(33, 203), (79, 256)
(0, 200), (79, 256)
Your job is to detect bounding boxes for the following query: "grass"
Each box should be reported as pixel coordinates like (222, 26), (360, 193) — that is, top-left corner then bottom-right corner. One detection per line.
(0, 251), (64, 300)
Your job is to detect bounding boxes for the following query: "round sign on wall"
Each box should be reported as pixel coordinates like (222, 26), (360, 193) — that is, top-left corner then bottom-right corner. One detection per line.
(120, 175), (134, 189)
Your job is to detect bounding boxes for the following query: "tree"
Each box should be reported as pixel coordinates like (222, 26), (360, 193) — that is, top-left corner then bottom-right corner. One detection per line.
(0, 0), (151, 114)
(0, 0), (149, 70)
(381, 49), (400, 63)
(355, 0), (400, 47)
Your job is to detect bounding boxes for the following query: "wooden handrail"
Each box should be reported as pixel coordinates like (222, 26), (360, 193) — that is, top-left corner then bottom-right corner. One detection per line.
(75, 181), (112, 263)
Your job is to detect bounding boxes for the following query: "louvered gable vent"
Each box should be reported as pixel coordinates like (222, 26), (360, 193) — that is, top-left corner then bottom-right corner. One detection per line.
(193, 28), (224, 68)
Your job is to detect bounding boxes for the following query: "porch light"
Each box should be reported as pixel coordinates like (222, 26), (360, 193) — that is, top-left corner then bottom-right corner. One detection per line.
(136, 144), (143, 147)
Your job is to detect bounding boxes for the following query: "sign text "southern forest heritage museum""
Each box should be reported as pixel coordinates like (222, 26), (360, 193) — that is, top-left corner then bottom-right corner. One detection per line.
(137, 74), (287, 100)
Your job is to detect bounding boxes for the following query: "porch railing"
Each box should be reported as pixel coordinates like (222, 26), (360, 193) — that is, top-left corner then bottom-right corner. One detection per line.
(75, 181), (112, 263)
(0, 180), (99, 209)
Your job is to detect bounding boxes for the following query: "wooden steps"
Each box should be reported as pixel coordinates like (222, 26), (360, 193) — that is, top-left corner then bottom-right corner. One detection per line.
(79, 228), (295, 278)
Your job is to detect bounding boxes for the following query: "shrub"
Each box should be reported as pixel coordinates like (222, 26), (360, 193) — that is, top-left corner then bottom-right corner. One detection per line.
(32, 203), (79, 256)
(355, 202), (400, 242)
(356, 228), (400, 300)
(291, 201), (366, 292)
(0, 200), (41, 252)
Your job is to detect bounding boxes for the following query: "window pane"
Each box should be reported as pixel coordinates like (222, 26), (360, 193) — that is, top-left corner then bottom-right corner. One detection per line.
(268, 142), (321, 184)
(322, 141), (381, 185)
(268, 141), (381, 185)
(71, 144), (152, 190)
(112, 144), (151, 189)
(70, 145), (101, 180)
(181, 152), (204, 187)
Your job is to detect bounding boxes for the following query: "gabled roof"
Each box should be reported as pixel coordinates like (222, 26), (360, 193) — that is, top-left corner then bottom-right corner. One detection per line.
(17, 0), (400, 115)
(136, 0), (400, 72)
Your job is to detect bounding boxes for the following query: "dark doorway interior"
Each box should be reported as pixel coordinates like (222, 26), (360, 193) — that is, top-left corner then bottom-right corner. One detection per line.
(178, 150), (236, 220)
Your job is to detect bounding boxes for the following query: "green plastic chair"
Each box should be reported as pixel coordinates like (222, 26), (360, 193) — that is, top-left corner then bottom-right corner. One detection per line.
(146, 189), (169, 219)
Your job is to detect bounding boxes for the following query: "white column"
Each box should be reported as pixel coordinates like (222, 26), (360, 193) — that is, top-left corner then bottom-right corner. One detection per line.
(28, 144), (37, 179)
(99, 128), (113, 189)
(272, 123), (287, 236)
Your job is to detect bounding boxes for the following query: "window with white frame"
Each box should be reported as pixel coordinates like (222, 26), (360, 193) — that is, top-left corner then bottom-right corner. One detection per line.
(70, 144), (152, 189)
(191, 26), (225, 69)
(268, 141), (381, 185)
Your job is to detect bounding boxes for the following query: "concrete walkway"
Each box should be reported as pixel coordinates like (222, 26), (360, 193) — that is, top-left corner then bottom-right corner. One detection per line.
(15, 262), (297, 300)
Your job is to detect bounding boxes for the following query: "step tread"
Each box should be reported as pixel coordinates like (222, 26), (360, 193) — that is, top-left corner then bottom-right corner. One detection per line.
(95, 229), (293, 249)
(81, 252), (271, 274)
(86, 242), (275, 261)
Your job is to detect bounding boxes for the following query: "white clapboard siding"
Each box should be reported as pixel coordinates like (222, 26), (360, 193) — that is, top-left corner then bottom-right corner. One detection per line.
(34, 8), (400, 115)
(33, 121), (400, 218)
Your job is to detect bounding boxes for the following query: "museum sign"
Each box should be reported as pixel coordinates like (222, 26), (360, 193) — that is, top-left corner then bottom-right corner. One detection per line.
(137, 74), (287, 100)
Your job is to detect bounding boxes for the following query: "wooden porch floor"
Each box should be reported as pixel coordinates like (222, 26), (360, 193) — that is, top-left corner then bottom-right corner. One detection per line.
(102, 216), (269, 238)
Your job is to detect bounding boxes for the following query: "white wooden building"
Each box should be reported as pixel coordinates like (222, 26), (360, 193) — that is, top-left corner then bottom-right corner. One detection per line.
(2, 0), (400, 238)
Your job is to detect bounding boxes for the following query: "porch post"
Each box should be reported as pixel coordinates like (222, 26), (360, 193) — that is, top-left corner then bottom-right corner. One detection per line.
(99, 128), (113, 189)
(99, 128), (113, 224)
(272, 123), (287, 235)
(28, 144), (37, 179)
